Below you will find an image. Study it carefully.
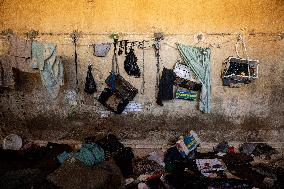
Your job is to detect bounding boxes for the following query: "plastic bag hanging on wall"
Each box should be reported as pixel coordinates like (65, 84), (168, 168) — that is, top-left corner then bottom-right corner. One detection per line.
(84, 65), (97, 94)
(124, 48), (141, 77)
(93, 43), (111, 57)
(173, 60), (192, 80)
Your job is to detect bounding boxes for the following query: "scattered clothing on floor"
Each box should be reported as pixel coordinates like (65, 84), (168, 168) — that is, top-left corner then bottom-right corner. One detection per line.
(196, 158), (226, 178)
(57, 143), (105, 166)
(0, 168), (55, 189)
(96, 134), (134, 177)
(164, 171), (207, 189)
(32, 41), (64, 98)
(96, 134), (125, 159)
(164, 146), (185, 173)
(239, 143), (257, 155)
(252, 143), (278, 157)
(48, 159), (124, 189)
(92, 43), (112, 57)
(113, 147), (134, 177)
(214, 141), (230, 153)
(156, 68), (174, 106)
(177, 44), (211, 113)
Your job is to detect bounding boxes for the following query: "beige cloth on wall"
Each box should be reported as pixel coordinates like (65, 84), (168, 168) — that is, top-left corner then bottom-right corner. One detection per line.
(9, 35), (32, 58)
(0, 35), (35, 88)
(0, 55), (15, 87)
(9, 35), (35, 73)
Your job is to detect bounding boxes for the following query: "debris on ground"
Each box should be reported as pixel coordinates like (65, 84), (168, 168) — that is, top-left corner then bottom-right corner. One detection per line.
(239, 142), (257, 155)
(48, 159), (124, 189)
(175, 130), (200, 158)
(148, 151), (165, 167)
(252, 143), (278, 158)
(133, 158), (164, 175)
(196, 158), (226, 178)
(0, 132), (283, 189)
(214, 141), (230, 153)
(2, 134), (23, 150)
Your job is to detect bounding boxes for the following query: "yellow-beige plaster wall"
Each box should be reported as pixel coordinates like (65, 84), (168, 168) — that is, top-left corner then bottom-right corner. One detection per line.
(0, 0), (283, 144)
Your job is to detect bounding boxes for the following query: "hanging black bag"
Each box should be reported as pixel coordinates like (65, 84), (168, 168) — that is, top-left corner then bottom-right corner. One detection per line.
(98, 88), (129, 114)
(84, 65), (97, 94)
(124, 48), (141, 77)
(105, 73), (138, 101)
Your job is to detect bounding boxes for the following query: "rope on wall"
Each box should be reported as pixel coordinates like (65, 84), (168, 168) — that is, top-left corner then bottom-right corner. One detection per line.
(37, 32), (282, 37)
(0, 31), (282, 49)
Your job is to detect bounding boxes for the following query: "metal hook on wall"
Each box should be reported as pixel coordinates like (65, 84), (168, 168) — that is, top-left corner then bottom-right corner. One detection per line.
(25, 30), (39, 41)
(0, 28), (14, 38)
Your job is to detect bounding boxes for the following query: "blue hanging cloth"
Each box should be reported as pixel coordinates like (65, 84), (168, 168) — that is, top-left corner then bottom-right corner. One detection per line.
(31, 41), (64, 99)
(177, 44), (212, 113)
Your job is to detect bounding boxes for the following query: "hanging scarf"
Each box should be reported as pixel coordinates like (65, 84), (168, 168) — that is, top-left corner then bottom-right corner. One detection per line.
(177, 44), (211, 113)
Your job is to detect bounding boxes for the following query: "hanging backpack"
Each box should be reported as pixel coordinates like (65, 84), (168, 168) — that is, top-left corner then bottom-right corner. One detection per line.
(105, 73), (138, 101)
(84, 65), (97, 94)
(98, 41), (138, 114)
(98, 88), (129, 114)
(124, 48), (140, 77)
(222, 34), (259, 87)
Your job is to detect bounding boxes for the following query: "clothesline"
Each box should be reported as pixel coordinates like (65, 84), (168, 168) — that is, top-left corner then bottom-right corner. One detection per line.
(163, 34), (281, 50)
(35, 32), (282, 37)
(1, 31), (282, 39)
(0, 33), (281, 50)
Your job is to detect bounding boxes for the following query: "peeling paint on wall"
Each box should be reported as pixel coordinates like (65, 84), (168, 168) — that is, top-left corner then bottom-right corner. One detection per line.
(0, 0), (283, 143)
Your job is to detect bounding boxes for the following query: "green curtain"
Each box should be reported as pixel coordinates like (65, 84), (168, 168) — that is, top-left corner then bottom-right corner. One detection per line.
(177, 44), (211, 113)
(32, 41), (64, 99)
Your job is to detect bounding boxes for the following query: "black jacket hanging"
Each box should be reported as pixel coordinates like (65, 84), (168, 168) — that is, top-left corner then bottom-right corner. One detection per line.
(84, 65), (97, 94)
(157, 68), (174, 106)
(124, 48), (140, 77)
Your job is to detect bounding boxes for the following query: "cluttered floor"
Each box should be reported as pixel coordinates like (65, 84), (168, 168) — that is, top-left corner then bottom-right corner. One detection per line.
(0, 132), (283, 189)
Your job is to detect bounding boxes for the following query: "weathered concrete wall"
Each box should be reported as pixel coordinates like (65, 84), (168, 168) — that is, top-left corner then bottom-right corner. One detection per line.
(0, 0), (283, 145)
(0, 0), (283, 33)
